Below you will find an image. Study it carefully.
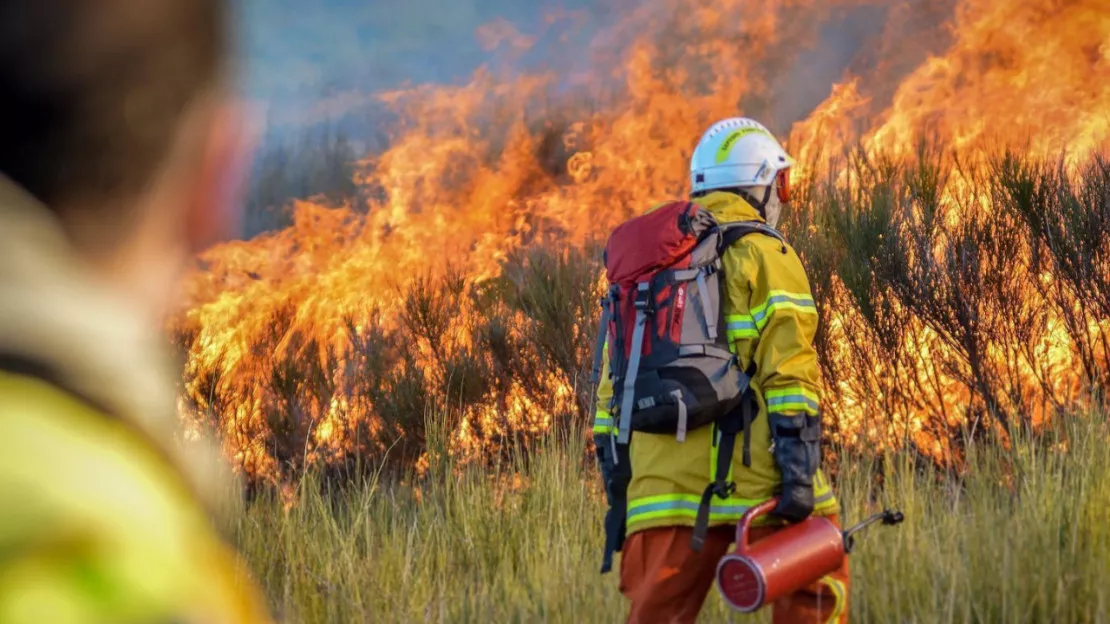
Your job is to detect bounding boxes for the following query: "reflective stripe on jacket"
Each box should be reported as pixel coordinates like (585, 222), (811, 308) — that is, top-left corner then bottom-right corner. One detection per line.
(594, 191), (839, 534)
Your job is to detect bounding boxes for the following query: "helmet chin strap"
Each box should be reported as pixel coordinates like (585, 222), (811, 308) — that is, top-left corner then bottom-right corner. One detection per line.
(733, 185), (775, 221)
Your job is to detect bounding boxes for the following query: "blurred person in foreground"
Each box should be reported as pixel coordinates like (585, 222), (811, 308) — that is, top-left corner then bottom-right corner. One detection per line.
(0, 1), (272, 622)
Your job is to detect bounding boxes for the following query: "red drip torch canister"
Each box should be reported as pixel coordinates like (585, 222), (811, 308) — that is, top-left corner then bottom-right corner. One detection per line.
(716, 499), (905, 613)
(716, 500), (845, 613)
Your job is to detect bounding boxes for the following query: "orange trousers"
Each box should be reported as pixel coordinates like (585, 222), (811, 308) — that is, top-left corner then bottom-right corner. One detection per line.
(619, 517), (850, 624)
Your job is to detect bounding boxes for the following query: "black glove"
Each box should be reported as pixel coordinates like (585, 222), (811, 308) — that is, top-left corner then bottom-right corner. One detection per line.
(769, 414), (821, 523)
(775, 481), (815, 523)
(594, 434), (615, 505)
(595, 433), (631, 573)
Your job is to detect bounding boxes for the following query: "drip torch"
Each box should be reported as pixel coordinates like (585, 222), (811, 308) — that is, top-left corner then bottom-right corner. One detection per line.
(716, 499), (904, 613)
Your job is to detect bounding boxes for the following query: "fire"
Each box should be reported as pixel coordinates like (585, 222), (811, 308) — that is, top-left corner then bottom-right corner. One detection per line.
(175, 0), (1110, 481)
(864, 0), (1110, 160)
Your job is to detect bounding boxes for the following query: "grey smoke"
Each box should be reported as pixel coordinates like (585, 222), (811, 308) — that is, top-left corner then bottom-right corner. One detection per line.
(237, 0), (957, 143)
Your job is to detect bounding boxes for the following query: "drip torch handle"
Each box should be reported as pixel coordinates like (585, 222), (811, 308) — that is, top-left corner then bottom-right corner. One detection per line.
(842, 508), (905, 554)
(736, 499), (780, 556)
(883, 510), (905, 525)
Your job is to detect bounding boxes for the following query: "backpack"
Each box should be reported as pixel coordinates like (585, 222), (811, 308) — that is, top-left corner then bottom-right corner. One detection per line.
(589, 200), (785, 573)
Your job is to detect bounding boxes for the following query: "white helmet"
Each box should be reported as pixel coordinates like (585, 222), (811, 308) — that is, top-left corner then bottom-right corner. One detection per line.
(689, 117), (795, 197)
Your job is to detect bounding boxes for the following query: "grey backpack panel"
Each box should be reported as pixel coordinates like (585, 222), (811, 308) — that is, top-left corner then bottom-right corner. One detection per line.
(598, 219), (784, 445)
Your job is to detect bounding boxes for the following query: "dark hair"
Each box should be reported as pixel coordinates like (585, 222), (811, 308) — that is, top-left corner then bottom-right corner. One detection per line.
(0, 0), (229, 214)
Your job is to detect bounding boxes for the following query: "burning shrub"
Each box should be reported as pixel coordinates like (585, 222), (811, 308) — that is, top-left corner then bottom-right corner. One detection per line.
(174, 149), (1110, 486)
(174, 0), (1110, 485)
(783, 148), (1110, 464)
(995, 155), (1110, 392)
(495, 245), (604, 411)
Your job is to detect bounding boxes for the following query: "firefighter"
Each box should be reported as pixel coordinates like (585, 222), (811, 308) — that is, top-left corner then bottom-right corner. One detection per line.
(0, 1), (272, 622)
(594, 117), (849, 623)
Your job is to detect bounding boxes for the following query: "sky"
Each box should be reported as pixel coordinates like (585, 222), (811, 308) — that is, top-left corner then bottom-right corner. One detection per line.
(235, 0), (594, 117)
(233, 0), (953, 146)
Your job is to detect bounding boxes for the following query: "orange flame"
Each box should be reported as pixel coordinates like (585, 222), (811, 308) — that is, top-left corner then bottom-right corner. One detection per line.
(176, 0), (1110, 480)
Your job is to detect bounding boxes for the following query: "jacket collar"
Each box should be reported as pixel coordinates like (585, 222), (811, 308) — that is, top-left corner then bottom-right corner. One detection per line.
(0, 175), (237, 517)
(691, 190), (765, 224)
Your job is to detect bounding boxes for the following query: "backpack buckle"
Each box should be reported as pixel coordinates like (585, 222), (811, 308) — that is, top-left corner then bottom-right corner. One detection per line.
(712, 480), (736, 499)
(633, 282), (651, 311)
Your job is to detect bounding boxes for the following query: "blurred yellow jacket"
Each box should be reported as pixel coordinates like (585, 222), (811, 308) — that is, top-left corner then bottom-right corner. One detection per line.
(0, 177), (272, 624)
(594, 191), (839, 535)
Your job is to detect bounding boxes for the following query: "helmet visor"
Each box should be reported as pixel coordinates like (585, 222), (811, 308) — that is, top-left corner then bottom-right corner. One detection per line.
(776, 168), (792, 203)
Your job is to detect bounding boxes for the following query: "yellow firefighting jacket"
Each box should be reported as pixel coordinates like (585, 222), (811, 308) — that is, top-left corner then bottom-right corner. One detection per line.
(0, 176), (273, 624)
(594, 191), (839, 535)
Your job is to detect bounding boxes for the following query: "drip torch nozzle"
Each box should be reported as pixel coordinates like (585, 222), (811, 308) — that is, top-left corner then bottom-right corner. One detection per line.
(842, 508), (905, 554)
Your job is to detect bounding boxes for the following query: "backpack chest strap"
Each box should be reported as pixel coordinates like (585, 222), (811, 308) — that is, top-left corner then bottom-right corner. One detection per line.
(677, 344), (736, 361)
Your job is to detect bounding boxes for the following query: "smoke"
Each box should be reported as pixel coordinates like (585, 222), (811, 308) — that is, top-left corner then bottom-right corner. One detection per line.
(236, 0), (959, 149)
(236, 0), (594, 119)
(759, 0), (958, 135)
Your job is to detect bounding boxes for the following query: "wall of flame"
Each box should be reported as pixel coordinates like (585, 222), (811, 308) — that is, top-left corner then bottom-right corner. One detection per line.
(175, 0), (1110, 481)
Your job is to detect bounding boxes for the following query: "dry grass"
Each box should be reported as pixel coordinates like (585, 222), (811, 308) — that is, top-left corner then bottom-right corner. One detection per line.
(233, 410), (1110, 623)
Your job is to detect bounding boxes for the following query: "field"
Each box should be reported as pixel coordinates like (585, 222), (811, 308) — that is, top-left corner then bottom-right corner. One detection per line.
(178, 2), (1110, 620)
(232, 411), (1110, 623)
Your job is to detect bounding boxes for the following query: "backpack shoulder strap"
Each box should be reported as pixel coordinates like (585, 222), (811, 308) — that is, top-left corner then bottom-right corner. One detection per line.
(691, 362), (758, 552)
(616, 282), (650, 445)
(718, 221), (786, 253)
(589, 294), (612, 386)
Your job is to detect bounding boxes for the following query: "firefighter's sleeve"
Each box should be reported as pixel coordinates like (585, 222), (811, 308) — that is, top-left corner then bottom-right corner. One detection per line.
(722, 236), (822, 521)
(593, 340), (614, 436)
(722, 238), (821, 418)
